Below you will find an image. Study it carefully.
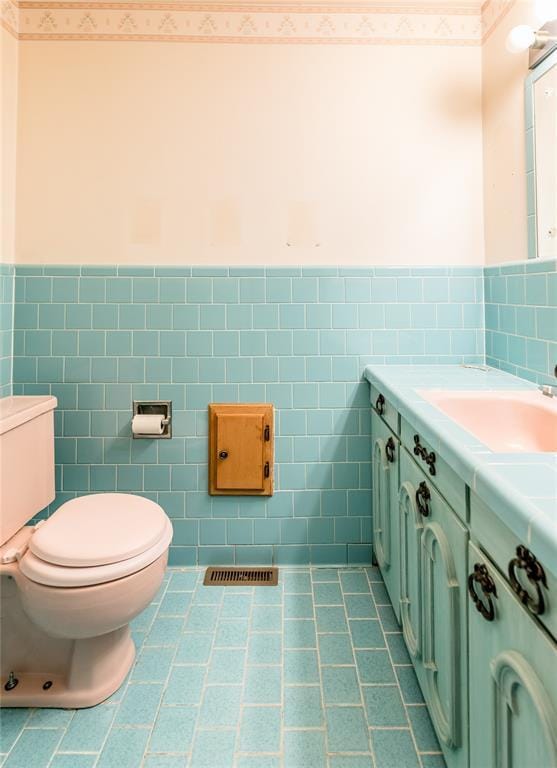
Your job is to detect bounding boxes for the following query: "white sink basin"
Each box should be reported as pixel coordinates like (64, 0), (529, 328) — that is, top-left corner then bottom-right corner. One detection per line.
(418, 390), (557, 453)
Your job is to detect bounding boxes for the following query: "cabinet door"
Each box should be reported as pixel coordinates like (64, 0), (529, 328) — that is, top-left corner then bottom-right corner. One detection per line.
(371, 410), (400, 622)
(421, 516), (466, 755)
(209, 404), (273, 495)
(399, 478), (423, 660)
(469, 542), (557, 768)
(399, 449), (468, 768)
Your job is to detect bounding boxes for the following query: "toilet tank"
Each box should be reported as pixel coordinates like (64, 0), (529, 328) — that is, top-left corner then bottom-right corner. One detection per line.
(0, 396), (57, 546)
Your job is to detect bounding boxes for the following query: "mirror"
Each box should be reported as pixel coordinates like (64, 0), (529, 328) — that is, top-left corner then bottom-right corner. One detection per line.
(525, 50), (557, 259)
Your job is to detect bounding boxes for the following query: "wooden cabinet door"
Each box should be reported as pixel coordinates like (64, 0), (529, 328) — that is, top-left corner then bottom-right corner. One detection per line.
(216, 413), (264, 489)
(371, 410), (400, 622)
(209, 404), (273, 495)
(469, 542), (557, 768)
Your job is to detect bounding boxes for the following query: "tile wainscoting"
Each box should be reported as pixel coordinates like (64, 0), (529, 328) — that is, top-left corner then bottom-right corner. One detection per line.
(9, 264), (485, 566)
(484, 258), (556, 384)
(0, 263), (14, 397)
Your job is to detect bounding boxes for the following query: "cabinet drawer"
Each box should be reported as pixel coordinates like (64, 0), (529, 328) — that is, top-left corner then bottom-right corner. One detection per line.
(471, 491), (556, 641)
(369, 383), (399, 435)
(468, 541), (557, 768)
(401, 417), (466, 522)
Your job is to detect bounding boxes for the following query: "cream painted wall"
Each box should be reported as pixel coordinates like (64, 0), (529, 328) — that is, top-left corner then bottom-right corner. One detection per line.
(482, 0), (538, 264)
(16, 42), (484, 266)
(1, 28), (18, 265)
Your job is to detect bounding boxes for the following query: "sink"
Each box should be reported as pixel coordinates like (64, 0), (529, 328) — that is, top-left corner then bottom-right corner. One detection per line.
(418, 390), (557, 453)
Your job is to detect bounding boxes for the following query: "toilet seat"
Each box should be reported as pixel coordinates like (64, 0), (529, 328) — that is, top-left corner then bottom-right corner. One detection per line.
(19, 518), (172, 587)
(19, 493), (173, 588)
(29, 493), (169, 567)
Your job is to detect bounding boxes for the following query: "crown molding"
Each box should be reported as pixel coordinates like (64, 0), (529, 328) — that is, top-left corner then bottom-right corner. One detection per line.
(481, 0), (515, 42)
(2, 1), (19, 35)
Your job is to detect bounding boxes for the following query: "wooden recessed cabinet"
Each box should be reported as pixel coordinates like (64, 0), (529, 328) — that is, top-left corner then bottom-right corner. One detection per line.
(208, 404), (274, 496)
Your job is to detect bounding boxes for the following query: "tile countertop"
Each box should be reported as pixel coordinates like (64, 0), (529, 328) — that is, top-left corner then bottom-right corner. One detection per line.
(363, 365), (557, 577)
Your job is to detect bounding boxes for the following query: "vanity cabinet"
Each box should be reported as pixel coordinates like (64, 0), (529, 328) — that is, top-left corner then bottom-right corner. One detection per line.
(371, 408), (400, 621)
(371, 396), (469, 768)
(471, 491), (556, 640)
(468, 542), (557, 768)
(400, 418), (467, 522)
(399, 450), (468, 768)
(369, 377), (557, 768)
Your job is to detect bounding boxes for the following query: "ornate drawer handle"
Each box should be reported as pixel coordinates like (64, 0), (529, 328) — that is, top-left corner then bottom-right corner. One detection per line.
(468, 563), (498, 622)
(413, 435), (436, 476)
(508, 545), (547, 616)
(413, 434), (422, 457)
(376, 394), (385, 415)
(415, 481), (431, 517)
(425, 451), (436, 476)
(385, 437), (396, 463)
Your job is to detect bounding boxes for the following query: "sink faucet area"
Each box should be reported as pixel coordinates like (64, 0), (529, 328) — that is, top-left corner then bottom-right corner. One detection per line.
(418, 389), (557, 453)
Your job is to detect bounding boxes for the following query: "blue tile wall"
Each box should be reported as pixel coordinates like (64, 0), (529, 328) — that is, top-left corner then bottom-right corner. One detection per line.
(484, 258), (556, 384)
(11, 265), (485, 566)
(0, 263), (15, 397)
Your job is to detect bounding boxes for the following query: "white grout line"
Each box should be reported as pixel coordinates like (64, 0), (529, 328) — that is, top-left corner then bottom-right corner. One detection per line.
(233, 573), (255, 767)
(364, 565), (432, 768)
(140, 570), (188, 766)
(338, 567), (377, 768)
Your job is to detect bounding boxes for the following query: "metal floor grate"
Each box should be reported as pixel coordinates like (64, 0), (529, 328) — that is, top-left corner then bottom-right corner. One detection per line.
(203, 566), (279, 586)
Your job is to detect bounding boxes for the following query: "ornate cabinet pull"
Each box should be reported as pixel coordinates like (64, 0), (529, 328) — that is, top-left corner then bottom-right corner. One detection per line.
(508, 545), (547, 616)
(385, 437), (396, 463)
(413, 434), (436, 475)
(424, 451), (436, 476)
(468, 563), (498, 622)
(413, 434), (423, 457)
(415, 481), (431, 517)
(376, 394), (385, 415)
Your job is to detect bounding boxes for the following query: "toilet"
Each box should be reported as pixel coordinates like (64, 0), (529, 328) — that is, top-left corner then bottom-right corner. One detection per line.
(0, 395), (173, 708)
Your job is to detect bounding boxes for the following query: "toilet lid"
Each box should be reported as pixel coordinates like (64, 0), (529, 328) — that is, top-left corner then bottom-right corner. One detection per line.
(20, 517), (173, 587)
(29, 493), (169, 567)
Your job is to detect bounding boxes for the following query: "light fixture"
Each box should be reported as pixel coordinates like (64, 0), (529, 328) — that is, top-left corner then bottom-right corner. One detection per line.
(506, 23), (556, 55)
(506, 24), (538, 53)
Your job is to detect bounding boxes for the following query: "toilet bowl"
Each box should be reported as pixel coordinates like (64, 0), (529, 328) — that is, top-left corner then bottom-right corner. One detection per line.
(0, 396), (173, 708)
(0, 494), (173, 708)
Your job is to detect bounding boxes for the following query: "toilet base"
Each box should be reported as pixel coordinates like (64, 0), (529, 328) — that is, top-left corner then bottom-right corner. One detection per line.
(0, 625), (135, 709)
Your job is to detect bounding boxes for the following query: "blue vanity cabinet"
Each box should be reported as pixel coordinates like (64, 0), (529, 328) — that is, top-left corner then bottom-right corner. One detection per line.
(471, 491), (557, 640)
(369, 383), (399, 435)
(399, 449), (469, 768)
(400, 418), (467, 523)
(371, 408), (401, 621)
(468, 542), (557, 768)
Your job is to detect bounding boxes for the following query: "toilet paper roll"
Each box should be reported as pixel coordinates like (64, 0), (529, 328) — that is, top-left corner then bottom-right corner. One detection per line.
(132, 414), (165, 436)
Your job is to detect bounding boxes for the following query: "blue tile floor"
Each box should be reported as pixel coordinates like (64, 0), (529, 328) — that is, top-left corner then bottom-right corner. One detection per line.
(0, 567), (445, 768)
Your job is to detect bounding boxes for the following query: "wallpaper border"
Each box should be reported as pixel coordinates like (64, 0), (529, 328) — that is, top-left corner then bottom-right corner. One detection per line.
(1, 0), (515, 44)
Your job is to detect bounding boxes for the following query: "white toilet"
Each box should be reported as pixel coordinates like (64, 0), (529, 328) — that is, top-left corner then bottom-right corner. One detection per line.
(0, 395), (173, 708)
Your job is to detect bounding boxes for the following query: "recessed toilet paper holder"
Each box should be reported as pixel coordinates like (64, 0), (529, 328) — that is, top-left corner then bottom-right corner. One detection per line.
(132, 400), (172, 439)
